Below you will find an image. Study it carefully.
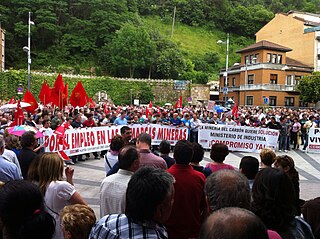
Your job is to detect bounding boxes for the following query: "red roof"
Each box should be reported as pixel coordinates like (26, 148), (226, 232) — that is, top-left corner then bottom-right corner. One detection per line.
(237, 40), (292, 53)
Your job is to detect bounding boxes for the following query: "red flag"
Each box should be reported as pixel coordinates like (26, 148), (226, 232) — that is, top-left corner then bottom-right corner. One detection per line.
(58, 151), (71, 161)
(232, 104), (238, 117)
(89, 98), (96, 108)
(62, 83), (68, 108)
(104, 104), (110, 114)
(54, 124), (69, 148)
(11, 101), (24, 126)
(8, 97), (16, 104)
(39, 81), (52, 105)
(22, 90), (39, 113)
(69, 81), (89, 107)
(174, 96), (182, 109)
(51, 74), (65, 108)
(146, 101), (153, 118)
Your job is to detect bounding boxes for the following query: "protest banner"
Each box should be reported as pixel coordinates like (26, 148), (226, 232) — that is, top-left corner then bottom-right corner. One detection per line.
(306, 127), (320, 153)
(44, 124), (188, 156)
(198, 124), (279, 153)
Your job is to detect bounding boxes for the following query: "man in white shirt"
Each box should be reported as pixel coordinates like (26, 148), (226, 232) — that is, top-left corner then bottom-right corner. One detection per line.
(100, 145), (140, 217)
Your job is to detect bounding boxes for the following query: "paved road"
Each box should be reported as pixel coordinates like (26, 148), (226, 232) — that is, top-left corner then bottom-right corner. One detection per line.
(71, 148), (320, 219)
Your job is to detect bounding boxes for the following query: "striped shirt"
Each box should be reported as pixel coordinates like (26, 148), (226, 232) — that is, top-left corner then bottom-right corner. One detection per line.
(89, 214), (168, 239)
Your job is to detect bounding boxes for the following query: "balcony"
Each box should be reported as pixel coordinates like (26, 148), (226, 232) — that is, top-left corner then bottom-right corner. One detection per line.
(220, 84), (298, 92)
(240, 84), (297, 91)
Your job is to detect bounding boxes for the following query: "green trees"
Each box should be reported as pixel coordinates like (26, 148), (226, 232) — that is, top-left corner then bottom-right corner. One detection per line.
(297, 73), (320, 103)
(1, 0), (319, 81)
(108, 24), (156, 78)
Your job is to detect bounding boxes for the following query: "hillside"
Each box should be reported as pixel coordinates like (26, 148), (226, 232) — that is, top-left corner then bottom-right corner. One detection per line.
(142, 16), (254, 78)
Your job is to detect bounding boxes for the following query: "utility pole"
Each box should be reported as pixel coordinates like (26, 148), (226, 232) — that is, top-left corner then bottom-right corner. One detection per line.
(171, 6), (176, 38)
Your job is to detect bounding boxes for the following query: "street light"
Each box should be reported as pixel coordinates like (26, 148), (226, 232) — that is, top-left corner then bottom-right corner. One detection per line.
(244, 57), (257, 106)
(217, 33), (229, 103)
(23, 12), (34, 91)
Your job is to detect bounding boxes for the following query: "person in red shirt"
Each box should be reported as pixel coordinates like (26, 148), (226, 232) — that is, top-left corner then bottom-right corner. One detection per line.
(82, 114), (99, 159)
(165, 140), (208, 239)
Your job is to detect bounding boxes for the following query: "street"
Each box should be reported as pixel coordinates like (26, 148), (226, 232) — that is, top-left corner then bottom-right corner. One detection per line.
(71, 149), (320, 219)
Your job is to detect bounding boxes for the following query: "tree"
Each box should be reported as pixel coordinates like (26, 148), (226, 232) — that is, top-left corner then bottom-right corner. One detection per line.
(296, 72), (320, 103)
(108, 23), (156, 77)
(156, 47), (186, 79)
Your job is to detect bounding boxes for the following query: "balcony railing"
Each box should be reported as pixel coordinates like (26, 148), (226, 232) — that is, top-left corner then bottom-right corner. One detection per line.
(220, 84), (298, 92)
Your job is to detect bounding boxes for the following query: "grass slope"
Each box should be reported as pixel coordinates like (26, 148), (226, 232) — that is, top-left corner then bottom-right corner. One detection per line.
(142, 16), (254, 66)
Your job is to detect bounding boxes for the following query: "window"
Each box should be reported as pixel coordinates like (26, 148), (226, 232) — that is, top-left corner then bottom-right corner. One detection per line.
(226, 77), (229, 87)
(285, 97), (294, 107)
(253, 54), (259, 64)
(267, 53), (282, 64)
(295, 76), (301, 84)
(270, 74), (278, 84)
(232, 77), (236, 86)
(299, 100), (308, 107)
(247, 74), (254, 84)
(286, 75), (295, 85)
(245, 55), (249, 65)
(267, 53), (272, 63)
(246, 96), (254, 106)
(269, 96), (277, 106)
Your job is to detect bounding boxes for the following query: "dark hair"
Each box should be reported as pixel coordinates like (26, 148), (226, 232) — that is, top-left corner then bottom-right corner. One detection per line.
(252, 168), (295, 233)
(174, 140), (194, 165)
(138, 132), (151, 146)
(200, 207), (268, 239)
(42, 119), (50, 126)
(110, 135), (125, 151)
(21, 131), (37, 148)
(125, 167), (174, 222)
(205, 170), (251, 212)
(0, 180), (55, 239)
(191, 142), (204, 163)
(118, 146), (139, 170)
(210, 143), (229, 163)
(239, 156), (259, 180)
(120, 126), (131, 135)
(4, 135), (21, 150)
(274, 155), (299, 182)
(159, 140), (171, 154)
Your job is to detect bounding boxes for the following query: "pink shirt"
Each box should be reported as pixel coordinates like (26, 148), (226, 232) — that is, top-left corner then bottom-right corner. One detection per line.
(205, 163), (235, 173)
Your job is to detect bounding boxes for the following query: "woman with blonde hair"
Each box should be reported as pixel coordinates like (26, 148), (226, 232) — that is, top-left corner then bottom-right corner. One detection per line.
(60, 204), (96, 239)
(38, 152), (87, 239)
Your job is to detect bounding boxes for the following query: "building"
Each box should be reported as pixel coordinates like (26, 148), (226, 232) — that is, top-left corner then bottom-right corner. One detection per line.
(0, 26), (4, 72)
(219, 40), (313, 107)
(256, 11), (320, 71)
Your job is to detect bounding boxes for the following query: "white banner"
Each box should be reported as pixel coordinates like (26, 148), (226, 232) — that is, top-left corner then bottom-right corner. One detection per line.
(198, 124), (280, 153)
(307, 127), (320, 154)
(44, 124), (188, 156)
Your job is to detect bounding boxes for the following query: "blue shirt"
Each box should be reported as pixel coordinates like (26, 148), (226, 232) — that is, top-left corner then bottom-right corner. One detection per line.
(114, 117), (127, 125)
(89, 214), (168, 239)
(0, 156), (21, 182)
(170, 117), (182, 126)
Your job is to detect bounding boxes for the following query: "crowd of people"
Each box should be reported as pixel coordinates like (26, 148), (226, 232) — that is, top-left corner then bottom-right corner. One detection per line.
(0, 100), (320, 239)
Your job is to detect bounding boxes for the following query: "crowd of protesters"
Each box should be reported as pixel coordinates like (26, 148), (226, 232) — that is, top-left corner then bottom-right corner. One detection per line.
(0, 99), (320, 239)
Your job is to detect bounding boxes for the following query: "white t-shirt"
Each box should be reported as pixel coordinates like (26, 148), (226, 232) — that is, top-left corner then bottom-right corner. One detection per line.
(105, 151), (119, 173)
(45, 181), (76, 239)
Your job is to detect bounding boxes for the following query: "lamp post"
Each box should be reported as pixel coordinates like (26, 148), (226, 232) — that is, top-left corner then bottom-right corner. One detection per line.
(217, 33), (229, 103)
(23, 12), (34, 91)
